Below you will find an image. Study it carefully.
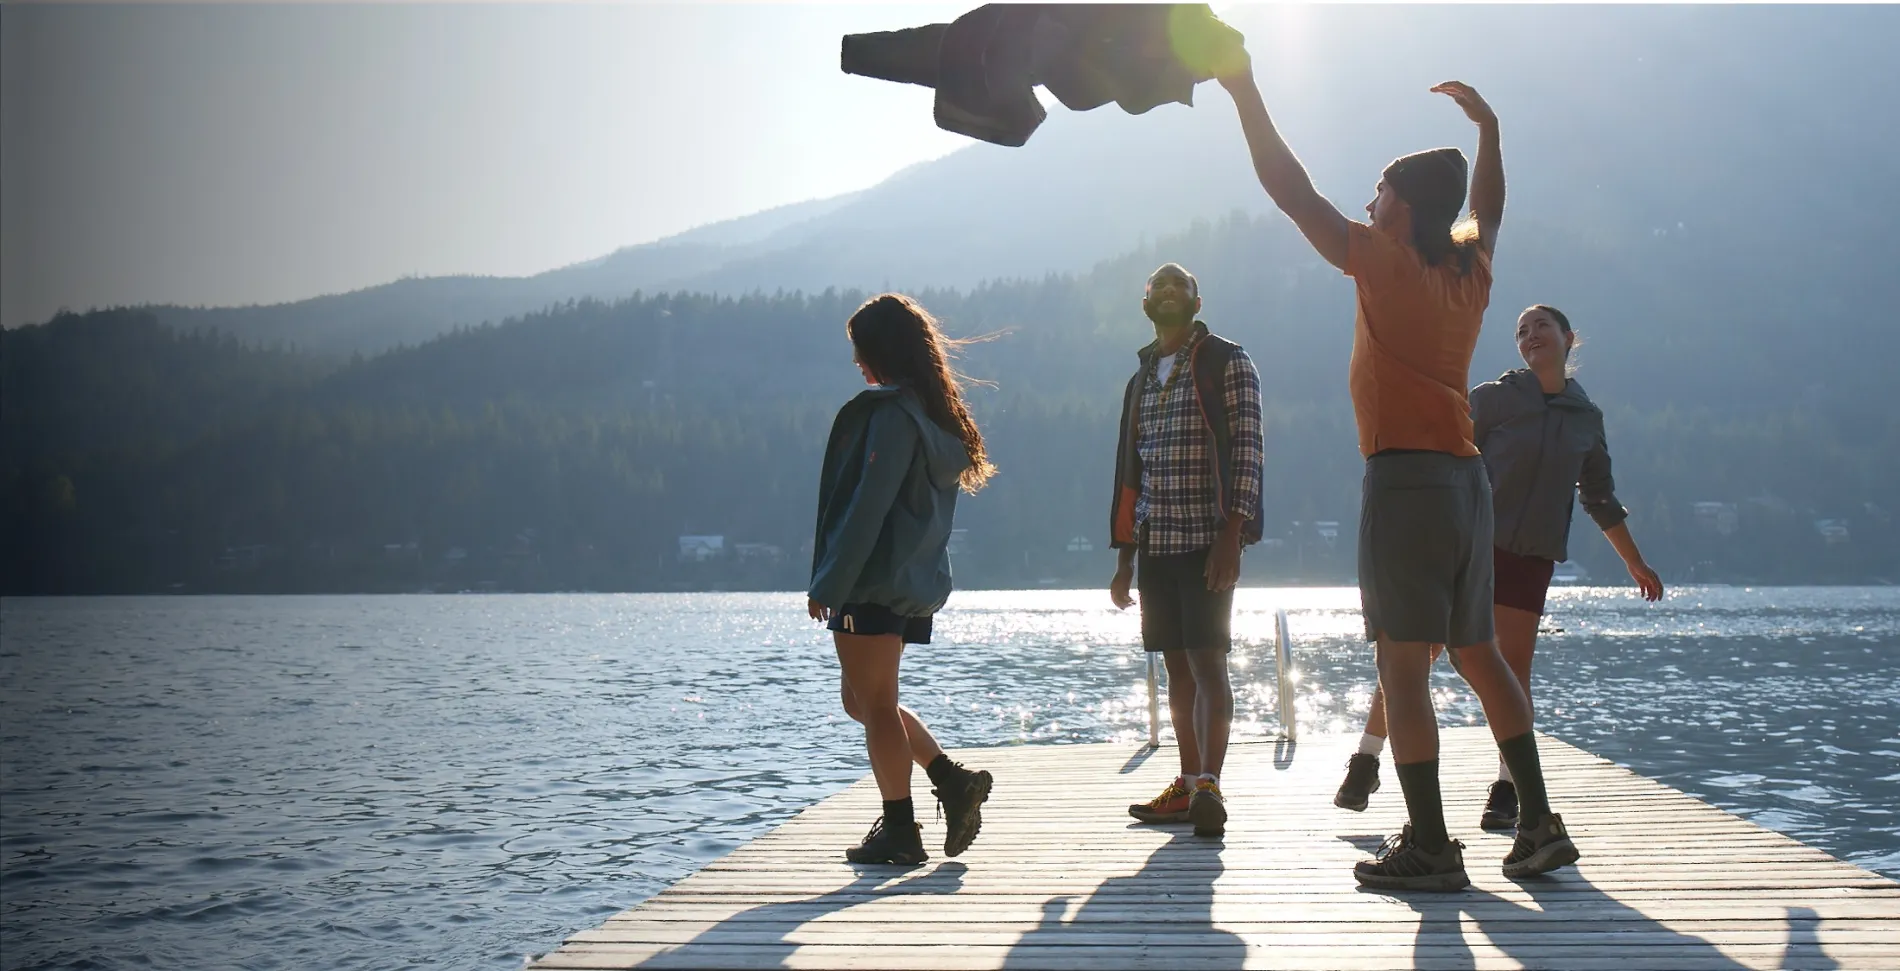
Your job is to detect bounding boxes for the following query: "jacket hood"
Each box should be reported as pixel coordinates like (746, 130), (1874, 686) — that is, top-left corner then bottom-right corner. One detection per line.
(1496, 368), (1596, 412)
(873, 386), (972, 490)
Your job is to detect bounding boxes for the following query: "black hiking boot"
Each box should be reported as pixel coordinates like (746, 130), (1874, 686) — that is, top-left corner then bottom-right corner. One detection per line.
(1480, 780), (1519, 831)
(1502, 812), (1580, 878)
(844, 816), (928, 867)
(1334, 753), (1381, 812)
(1353, 824), (1470, 892)
(931, 760), (993, 858)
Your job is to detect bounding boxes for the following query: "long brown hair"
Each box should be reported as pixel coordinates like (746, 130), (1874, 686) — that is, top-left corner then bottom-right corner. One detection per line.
(846, 293), (996, 493)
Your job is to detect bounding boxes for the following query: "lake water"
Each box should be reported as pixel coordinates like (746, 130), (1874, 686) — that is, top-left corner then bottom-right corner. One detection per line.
(2, 588), (1897, 970)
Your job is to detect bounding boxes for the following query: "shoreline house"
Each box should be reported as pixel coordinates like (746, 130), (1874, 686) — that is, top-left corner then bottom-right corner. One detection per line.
(678, 535), (725, 563)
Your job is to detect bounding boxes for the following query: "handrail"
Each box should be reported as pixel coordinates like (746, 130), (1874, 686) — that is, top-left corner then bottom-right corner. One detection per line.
(1274, 607), (1297, 740)
(1145, 652), (1161, 749)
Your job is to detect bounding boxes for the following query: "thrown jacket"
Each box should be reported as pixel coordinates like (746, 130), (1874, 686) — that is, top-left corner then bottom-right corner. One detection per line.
(1470, 368), (1629, 563)
(841, 4), (1245, 147)
(809, 386), (974, 616)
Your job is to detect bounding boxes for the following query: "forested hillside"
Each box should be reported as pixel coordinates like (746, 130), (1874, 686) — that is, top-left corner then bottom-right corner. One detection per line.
(8, 214), (1895, 594)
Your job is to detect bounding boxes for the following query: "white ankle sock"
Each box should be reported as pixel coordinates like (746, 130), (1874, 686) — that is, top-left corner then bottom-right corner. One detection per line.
(1498, 757), (1514, 784)
(1197, 773), (1219, 788)
(1358, 732), (1386, 757)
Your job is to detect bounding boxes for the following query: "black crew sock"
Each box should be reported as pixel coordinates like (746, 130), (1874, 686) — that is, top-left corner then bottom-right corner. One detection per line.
(883, 797), (916, 831)
(1497, 732), (1551, 828)
(1393, 759), (1450, 851)
(925, 753), (961, 790)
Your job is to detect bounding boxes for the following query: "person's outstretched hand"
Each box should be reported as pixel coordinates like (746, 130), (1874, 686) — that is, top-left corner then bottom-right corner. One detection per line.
(1431, 81), (1497, 127)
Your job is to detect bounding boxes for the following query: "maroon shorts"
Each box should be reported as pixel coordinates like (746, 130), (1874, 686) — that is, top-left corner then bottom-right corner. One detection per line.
(1493, 547), (1556, 615)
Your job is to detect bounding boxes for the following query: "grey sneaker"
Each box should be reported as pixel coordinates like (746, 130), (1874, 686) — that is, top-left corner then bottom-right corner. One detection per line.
(1354, 824), (1470, 892)
(1502, 812), (1580, 878)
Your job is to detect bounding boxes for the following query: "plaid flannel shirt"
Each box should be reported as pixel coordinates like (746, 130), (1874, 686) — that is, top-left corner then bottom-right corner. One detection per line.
(1134, 334), (1265, 555)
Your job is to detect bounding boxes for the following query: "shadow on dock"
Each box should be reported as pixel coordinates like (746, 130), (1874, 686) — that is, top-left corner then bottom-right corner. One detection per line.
(1001, 830), (1240, 968)
(536, 731), (1894, 971)
(1782, 905), (1843, 971)
(1393, 863), (1771, 971)
(634, 862), (967, 969)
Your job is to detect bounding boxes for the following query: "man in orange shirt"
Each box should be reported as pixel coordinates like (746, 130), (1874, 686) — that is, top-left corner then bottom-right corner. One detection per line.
(1215, 54), (1577, 890)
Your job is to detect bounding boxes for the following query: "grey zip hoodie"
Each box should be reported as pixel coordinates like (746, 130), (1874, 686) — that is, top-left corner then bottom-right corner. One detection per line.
(1470, 368), (1628, 563)
(808, 385), (974, 616)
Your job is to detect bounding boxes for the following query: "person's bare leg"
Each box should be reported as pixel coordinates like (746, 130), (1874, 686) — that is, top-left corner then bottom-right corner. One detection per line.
(1365, 680), (1390, 738)
(1161, 649), (1201, 778)
(835, 631), (911, 800)
(1448, 639), (1533, 741)
(1489, 604), (1541, 784)
(1377, 634), (1452, 849)
(841, 678), (944, 767)
(1493, 604), (1539, 701)
(1184, 647), (1233, 778)
(1377, 637), (1441, 763)
(1450, 635), (1551, 829)
(1365, 642), (1442, 739)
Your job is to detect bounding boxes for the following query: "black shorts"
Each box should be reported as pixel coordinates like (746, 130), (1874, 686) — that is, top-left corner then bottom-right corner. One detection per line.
(828, 602), (933, 645)
(1137, 545), (1233, 654)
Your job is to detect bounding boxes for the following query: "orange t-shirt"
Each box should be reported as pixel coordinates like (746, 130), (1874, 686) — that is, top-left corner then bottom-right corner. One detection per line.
(1344, 223), (1492, 458)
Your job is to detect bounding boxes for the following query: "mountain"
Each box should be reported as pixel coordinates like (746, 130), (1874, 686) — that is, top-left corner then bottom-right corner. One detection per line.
(138, 193), (866, 356)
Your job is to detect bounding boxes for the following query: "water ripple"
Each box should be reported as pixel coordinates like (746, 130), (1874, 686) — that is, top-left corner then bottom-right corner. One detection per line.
(1, 587), (1895, 970)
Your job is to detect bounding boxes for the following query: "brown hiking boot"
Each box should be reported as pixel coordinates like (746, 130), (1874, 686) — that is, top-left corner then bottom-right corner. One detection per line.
(1128, 776), (1192, 823)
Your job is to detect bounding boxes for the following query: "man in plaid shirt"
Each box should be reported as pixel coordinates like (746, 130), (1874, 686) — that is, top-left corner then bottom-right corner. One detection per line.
(1108, 262), (1264, 837)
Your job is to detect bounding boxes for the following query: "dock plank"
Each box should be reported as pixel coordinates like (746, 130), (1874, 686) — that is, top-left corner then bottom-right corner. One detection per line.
(530, 728), (1900, 970)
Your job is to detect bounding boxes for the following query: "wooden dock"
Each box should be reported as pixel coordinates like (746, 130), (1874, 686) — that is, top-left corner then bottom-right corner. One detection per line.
(531, 727), (1900, 970)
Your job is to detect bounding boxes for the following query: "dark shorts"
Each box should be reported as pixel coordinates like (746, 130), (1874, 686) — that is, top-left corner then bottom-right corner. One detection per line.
(1137, 545), (1233, 654)
(1359, 450), (1496, 648)
(1494, 546), (1557, 615)
(828, 602), (933, 645)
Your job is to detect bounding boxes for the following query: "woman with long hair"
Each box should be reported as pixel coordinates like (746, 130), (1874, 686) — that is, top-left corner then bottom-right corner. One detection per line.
(1335, 304), (1664, 828)
(807, 293), (997, 866)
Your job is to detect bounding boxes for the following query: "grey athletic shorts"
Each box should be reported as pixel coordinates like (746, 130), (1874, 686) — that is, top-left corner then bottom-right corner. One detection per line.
(1358, 450), (1496, 648)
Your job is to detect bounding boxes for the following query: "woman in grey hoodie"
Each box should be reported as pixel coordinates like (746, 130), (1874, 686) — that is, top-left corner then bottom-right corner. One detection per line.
(1335, 304), (1664, 825)
(807, 293), (997, 866)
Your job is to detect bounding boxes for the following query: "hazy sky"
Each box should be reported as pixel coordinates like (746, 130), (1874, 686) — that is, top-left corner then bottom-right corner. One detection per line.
(0, 2), (1010, 327)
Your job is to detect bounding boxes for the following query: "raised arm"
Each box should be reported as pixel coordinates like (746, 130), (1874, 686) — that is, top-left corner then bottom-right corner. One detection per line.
(1431, 81), (1503, 253)
(1218, 62), (1351, 270)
